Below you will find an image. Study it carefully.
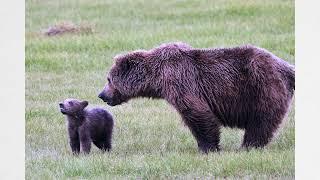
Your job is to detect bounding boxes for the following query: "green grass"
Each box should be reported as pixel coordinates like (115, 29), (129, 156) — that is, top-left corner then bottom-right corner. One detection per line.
(26, 0), (295, 179)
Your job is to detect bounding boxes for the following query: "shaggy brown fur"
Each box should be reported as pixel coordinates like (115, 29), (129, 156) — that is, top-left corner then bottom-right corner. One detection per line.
(98, 42), (295, 153)
(59, 98), (113, 154)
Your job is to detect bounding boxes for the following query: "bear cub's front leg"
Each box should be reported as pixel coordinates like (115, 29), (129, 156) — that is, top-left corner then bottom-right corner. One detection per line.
(79, 126), (92, 154)
(68, 126), (80, 154)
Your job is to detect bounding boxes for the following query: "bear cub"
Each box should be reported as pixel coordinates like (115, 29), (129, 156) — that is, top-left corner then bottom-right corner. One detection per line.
(59, 98), (114, 154)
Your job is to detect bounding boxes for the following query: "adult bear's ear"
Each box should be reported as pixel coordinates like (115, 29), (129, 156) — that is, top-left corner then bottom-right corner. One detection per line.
(81, 101), (88, 108)
(124, 52), (146, 71)
(114, 55), (135, 72)
(121, 58), (134, 72)
(114, 50), (147, 72)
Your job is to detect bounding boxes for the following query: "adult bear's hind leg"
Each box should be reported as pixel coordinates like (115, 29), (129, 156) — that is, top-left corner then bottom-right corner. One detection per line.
(242, 116), (280, 149)
(93, 140), (111, 152)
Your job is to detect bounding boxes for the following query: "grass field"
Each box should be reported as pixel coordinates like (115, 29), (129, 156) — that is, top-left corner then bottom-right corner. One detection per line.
(26, 0), (295, 179)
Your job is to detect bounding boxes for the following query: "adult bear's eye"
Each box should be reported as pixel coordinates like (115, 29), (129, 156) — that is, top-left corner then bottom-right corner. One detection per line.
(69, 101), (73, 106)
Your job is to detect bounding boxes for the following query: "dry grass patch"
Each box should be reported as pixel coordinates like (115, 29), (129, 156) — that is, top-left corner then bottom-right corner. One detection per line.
(43, 21), (94, 36)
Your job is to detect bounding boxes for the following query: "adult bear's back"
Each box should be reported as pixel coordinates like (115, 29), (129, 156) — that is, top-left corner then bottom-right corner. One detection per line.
(187, 45), (295, 128)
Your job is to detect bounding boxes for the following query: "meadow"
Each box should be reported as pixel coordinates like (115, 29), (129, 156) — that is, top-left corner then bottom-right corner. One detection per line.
(26, 0), (295, 179)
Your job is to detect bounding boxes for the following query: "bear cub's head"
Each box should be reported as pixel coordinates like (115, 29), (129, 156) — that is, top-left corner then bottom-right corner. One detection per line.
(59, 98), (88, 115)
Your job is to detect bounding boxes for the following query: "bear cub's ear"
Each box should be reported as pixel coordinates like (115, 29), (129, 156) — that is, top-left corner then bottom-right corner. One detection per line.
(81, 101), (89, 108)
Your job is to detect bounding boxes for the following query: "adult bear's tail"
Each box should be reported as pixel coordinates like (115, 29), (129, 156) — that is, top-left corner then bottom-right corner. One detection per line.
(283, 63), (295, 96)
(287, 64), (295, 90)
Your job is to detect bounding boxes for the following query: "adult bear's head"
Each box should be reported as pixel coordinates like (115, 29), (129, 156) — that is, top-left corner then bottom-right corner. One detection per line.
(98, 50), (156, 106)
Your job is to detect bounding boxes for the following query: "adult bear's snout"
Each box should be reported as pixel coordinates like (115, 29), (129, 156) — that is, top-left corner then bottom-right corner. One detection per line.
(98, 92), (106, 101)
(98, 92), (111, 103)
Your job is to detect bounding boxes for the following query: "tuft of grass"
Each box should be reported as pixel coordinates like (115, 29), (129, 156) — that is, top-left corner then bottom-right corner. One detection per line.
(26, 0), (294, 179)
(42, 21), (94, 36)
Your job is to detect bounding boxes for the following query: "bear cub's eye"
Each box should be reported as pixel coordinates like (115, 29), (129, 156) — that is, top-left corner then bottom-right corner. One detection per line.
(68, 101), (73, 106)
(107, 78), (111, 84)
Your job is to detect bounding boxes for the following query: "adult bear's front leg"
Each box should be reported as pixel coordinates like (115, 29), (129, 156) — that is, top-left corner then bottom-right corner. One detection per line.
(182, 110), (221, 153)
(175, 95), (221, 153)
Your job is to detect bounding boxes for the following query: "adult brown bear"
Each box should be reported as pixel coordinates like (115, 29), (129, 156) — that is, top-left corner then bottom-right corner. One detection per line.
(98, 42), (295, 153)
